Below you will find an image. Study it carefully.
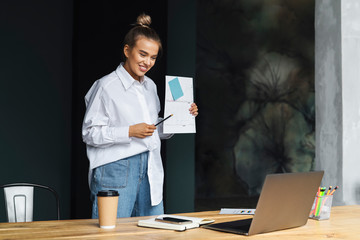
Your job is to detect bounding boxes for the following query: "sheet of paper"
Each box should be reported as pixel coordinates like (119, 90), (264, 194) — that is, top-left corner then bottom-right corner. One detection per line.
(163, 75), (196, 134)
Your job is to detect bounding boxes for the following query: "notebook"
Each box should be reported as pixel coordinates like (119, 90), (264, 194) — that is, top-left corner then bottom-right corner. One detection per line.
(202, 171), (324, 236)
(138, 214), (215, 231)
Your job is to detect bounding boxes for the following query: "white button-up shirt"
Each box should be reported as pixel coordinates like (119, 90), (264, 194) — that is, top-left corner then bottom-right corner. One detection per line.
(82, 63), (170, 206)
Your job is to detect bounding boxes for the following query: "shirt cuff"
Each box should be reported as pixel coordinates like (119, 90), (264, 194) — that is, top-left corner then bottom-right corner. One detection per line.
(111, 126), (131, 144)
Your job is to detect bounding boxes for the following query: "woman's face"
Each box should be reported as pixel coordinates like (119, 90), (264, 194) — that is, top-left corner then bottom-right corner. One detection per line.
(123, 37), (159, 81)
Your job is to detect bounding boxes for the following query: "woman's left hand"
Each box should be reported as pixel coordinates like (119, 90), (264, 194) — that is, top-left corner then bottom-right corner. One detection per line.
(189, 103), (199, 117)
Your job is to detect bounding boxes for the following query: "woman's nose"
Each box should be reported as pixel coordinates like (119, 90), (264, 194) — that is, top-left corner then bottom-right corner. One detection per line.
(145, 57), (151, 65)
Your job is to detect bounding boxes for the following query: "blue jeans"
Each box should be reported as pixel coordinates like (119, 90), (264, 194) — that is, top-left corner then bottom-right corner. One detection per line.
(90, 151), (164, 218)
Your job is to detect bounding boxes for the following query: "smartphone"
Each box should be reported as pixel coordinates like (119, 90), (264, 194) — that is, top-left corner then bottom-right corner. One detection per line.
(155, 217), (193, 225)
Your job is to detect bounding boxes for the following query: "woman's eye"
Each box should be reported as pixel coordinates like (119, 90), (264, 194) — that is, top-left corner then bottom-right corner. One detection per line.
(140, 53), (146, 57)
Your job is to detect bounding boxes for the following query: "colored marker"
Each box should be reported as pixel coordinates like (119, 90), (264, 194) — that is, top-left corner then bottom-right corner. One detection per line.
(326, 186), (332, 195)
(155, 114), (173, 126)
(310, 187), (321, 216)
(329, 186), (339, 195)
(315, 187), (326, 217)
(311, 187), (321, 216)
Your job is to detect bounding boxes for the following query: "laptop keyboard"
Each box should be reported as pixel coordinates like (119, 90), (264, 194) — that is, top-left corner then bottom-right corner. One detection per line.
(203, 218), (252, 234)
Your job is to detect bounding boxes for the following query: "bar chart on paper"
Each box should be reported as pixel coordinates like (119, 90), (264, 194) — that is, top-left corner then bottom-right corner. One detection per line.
(163, 75), (196, 134)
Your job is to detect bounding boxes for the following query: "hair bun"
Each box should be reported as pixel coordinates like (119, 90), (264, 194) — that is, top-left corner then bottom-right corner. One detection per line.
(136, 13), (152, 27)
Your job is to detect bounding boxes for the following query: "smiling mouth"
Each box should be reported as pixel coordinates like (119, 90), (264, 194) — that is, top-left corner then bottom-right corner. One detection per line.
(139, 65), (148, 72)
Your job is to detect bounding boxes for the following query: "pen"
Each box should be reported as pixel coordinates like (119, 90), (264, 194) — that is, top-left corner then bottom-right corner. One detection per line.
(326, 186), (332, 195)
(320, 185), (338, 216)
(155, 114), (173, 126)
(329, 186), (339, 195)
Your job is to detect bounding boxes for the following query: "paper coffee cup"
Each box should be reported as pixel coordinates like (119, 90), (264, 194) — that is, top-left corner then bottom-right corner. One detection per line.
(97, 190), (119, 229)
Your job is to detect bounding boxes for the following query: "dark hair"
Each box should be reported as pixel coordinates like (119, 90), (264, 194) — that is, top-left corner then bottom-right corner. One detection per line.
(122, 13), (162, 60)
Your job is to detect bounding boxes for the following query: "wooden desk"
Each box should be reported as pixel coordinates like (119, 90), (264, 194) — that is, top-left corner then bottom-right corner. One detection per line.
(0, 205), (359, 239)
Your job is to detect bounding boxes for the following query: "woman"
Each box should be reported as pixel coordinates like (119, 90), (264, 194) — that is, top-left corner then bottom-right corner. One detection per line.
(82, 13), (198, 218)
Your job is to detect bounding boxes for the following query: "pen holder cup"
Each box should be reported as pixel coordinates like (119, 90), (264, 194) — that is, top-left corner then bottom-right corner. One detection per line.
(309, 195), (333, 220)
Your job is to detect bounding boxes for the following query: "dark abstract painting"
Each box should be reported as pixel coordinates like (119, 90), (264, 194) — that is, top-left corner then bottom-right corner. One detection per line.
(195, 0), (315, 210)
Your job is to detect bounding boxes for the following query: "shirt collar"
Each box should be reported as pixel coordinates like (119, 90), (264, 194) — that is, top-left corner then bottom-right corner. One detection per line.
(116, 63), (148, 90)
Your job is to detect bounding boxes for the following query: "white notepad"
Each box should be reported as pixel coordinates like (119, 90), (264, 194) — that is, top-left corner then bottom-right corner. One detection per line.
(138, 214), (214, 231)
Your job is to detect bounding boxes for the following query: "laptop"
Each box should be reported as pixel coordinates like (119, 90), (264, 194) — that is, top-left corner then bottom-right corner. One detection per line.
(202, 171), (324, 236)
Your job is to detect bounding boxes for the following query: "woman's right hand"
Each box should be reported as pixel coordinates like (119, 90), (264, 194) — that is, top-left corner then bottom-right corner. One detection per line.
(129, 123), (156, 139)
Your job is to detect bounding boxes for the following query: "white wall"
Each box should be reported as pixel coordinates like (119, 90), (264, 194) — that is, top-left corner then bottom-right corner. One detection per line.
(315, 0), (360, 206)
(342, 0), (360, 205)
